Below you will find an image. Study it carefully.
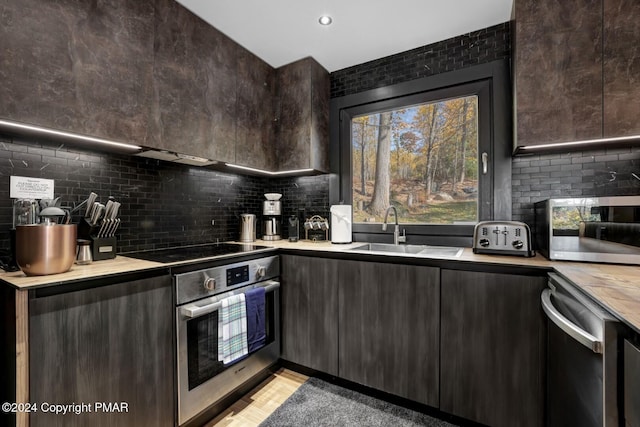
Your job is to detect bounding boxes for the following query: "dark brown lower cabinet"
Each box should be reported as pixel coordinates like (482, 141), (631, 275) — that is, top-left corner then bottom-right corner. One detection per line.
(440, 269), (546, 427)
(28, 272), (174, 427)
(338, 261), (440, 407)
(625, 339), (640, 427)
(281, 255), (339, 375)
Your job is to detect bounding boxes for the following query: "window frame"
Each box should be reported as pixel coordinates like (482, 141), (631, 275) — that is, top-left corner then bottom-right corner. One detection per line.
(328, 60), (512, 246)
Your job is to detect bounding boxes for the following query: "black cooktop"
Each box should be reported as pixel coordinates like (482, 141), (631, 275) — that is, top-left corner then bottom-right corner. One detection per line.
(122, 243), (271, 263)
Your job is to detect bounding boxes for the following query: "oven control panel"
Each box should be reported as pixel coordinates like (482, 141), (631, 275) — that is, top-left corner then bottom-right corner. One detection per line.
(175, 255), (279, 305)
(227, 265), (250, 286)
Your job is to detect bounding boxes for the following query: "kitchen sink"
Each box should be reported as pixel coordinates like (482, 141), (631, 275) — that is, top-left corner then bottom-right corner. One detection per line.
(348, 243), (463, 258)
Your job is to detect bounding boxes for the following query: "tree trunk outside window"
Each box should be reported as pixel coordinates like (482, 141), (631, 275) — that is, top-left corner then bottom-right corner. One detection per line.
(369, 111), (392, 216)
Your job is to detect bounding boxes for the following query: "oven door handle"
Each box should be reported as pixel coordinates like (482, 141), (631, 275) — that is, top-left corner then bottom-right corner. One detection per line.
(541, 289), (602, 354)
(180, 280), (280, 319)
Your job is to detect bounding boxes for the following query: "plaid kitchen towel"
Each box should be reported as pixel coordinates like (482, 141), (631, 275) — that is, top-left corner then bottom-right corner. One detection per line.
(217, 293), (249, 364)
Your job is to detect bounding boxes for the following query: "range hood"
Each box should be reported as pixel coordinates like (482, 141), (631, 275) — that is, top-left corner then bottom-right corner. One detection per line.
(135, 149), (217, 166)
(137, 149), (317, 176)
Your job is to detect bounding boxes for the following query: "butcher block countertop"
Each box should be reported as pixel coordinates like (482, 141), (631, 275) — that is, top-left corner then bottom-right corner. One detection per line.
(1, 239), (639, 333)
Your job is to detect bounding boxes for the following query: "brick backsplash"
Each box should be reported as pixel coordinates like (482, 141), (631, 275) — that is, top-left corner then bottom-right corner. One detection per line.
(512, 148), (640, 225)
(0, 134), (329, 253)
(268, 175), (330, 221)
(330, 22), (511, 98)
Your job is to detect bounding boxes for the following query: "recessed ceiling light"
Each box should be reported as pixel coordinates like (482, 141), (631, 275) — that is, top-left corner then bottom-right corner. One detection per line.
(318, 15), (332, 26)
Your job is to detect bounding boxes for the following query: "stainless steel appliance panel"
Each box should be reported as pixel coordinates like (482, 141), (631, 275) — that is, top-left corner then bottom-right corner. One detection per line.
(176, 280), (279, 425)
(175, 254), (280, 425)
(472, 220), (534, 256)
(543, 273), (620, 427)
(535, 196), (640, 264)
(262, 200), (281, 215)
(625, 339), (640, 427)
(175, 255), (278, 305)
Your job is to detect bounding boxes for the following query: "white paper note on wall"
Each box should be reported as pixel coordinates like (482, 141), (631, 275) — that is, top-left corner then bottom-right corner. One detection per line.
(10, 176), (54, 199)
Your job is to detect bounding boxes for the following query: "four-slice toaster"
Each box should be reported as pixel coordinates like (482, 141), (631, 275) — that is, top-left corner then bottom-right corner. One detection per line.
(472, 220), (535, 257)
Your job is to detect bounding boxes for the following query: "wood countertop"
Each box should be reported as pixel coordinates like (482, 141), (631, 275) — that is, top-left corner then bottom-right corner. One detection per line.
(265, 239), (555, 268)
(553, 263), (640, 334)
(1, 239), (639, 333)
(0, 255), (166, 290)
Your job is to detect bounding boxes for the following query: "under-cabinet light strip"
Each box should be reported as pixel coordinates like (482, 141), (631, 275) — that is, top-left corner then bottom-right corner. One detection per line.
(518, 134), (640, 152)
(0, 119), (142, 151)
(226, 163), (314, 175)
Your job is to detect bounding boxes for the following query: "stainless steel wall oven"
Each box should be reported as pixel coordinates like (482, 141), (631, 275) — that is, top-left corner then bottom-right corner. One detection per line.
(174, 254), (280, 425)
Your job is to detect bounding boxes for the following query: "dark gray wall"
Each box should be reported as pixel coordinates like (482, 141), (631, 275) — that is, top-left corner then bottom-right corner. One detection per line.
(331, 23), (511, 98)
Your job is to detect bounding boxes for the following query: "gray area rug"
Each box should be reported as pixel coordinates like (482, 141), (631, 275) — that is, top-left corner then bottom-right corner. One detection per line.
(259, 377), (457, 427)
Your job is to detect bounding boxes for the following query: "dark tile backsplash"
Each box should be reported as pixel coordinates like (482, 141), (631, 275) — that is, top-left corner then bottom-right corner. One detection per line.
(512, 147), (640, 225)
(330, 22), (511, 98)
(0, 133), (329, 252)
(268, 175), (330, 221)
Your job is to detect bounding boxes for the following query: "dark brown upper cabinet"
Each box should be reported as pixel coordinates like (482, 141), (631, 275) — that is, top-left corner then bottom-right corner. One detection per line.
(0, 0), (330, 173)
(0, 0), (155, 146)
(276, 58), (330, 173)
(235, 49), (277, 171)
(514, 0), (640, 151)
(603, 0), (640, 138)
(152, 0), (237, 163)
(513, 0), (603, 149)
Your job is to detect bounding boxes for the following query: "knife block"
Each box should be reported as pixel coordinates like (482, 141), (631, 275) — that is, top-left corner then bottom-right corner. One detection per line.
(78, 217), (99, 240)
(91, 236), (117, 261)
(78, 218), (116, 260)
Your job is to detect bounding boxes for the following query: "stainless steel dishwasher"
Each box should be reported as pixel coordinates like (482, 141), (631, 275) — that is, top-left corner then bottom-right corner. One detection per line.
(542, 273), (620, 427)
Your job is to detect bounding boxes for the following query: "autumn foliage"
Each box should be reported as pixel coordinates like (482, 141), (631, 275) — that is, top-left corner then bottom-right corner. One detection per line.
(352, 96), (479, 224)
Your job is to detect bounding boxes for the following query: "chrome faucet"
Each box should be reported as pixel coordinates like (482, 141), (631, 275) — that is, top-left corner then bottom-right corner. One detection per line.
(382, 206), (406, 245)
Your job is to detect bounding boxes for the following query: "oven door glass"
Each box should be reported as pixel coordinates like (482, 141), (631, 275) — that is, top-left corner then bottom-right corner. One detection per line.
(185, 290), (276, 390)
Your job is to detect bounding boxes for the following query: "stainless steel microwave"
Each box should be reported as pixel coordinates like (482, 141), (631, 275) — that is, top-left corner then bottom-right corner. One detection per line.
(534, 196), (640, 264)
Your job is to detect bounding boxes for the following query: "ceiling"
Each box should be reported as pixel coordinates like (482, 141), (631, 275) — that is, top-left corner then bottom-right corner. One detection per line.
(176, 0), (513, 73)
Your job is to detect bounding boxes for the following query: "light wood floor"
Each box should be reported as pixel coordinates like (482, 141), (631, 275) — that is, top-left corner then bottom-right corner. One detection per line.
(204, 368), (309, 427)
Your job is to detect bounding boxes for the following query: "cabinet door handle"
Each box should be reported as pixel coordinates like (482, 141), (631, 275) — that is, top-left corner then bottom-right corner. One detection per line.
(541, 289), (602, 354)
(481, 152), (488, 175)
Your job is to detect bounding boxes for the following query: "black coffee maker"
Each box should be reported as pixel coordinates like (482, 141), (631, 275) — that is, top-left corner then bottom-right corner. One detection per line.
(288, 216), (299, 242)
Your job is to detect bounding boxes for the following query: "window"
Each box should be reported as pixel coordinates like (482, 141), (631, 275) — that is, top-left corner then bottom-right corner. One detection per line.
(330, 60), (512, 245)
(351, 95), (479, 224)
